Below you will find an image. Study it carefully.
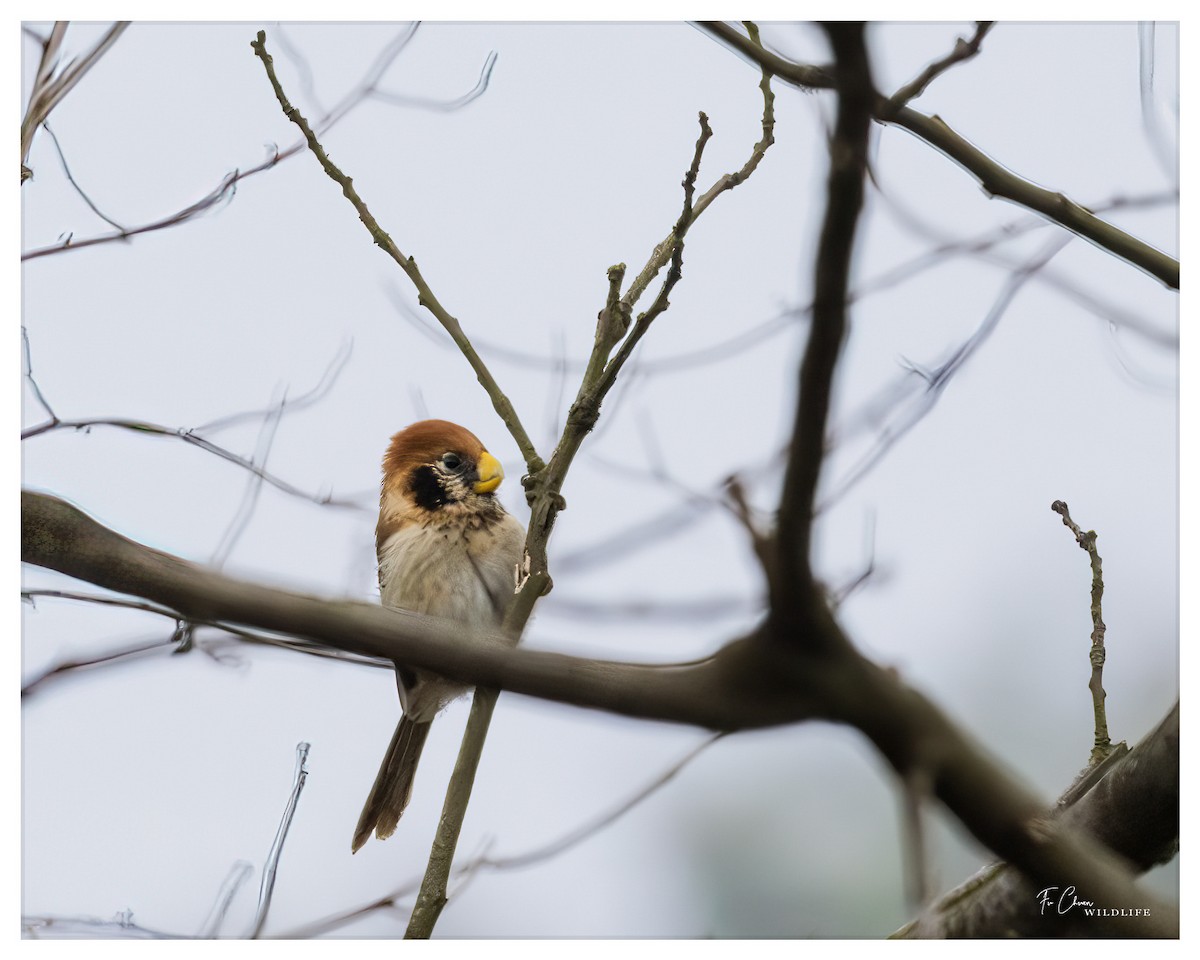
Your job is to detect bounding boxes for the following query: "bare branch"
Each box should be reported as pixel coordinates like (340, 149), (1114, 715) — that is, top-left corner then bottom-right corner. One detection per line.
(396, 188), (1174, 383)
(540, 592), (758, 623)
(724, 475), (772, 571)
(895, 703), (1178, 938)
(865, 183), (1177, 349)
(697, 21), (1180, 289)
(1136, 22), (1178, 184)
(197, 861), (254, 939)
(23, 26), (493, 261)
(881, 105), (1178, 289)
(41, 122), (126, 230)
(23, 912), (188, 940)
(514, 24), (781, 624)
(20, 588), (388, 696)
(693, 20), (834, 89)
(1050, 501), (1113, 763)
(619, 22), (776, 314)
(249, 742), (310, 939)
(821, 235), (1071, 512)
(479, 734), (724, 871)
(771, 23), (874, 646)
(20, 491), (1178, 935)
(21, 630), (178, 698)
(22, 331), (361, 512)
(391, 44), (781, 933)
(197, 338), (353, 433)
(21, 326), (57, 421)
(404, 688), (499, 937)
(554, 497), (718, 575)
(270, 22), (327, 115)
(886, 21), (994, 110)
(23, 168), (246, 260)
(22, 415), (366, 510)
(211, 388), (286, 567)
(369, 49), (499, 112)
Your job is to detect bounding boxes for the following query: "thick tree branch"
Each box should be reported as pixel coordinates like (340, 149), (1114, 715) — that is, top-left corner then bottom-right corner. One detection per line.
(21, 490), (801, 730)
(895, 703), (1178, 938)
(697, 21), (1180, 289)
(21, 490), (1176, 935)
(771, 23), (873, 648)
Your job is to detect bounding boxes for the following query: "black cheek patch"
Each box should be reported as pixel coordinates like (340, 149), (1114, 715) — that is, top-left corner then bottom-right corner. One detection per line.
(409, 465), (446, 511)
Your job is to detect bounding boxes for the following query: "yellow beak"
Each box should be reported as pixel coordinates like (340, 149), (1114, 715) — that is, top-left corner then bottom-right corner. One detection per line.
(473, 451), (504, 494)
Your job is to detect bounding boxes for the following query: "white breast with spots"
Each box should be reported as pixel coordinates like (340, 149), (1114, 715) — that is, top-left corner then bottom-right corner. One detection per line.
(377, 514), (525, 720)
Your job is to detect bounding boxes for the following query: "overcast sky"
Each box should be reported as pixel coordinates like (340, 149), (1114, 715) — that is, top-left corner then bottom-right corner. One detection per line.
(20, 19), (1179, 938)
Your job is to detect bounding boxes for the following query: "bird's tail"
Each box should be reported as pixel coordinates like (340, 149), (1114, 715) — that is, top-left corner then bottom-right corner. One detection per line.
(351, 715), (432, 853)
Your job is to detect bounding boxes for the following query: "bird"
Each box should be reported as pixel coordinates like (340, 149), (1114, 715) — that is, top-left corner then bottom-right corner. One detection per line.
(352, 419), (526, 853)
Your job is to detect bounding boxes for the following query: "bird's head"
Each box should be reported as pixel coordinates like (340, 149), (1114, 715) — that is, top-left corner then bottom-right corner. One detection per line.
(380, 419), (506, 518)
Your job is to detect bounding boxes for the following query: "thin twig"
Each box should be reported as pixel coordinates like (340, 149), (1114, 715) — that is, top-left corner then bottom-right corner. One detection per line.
(599, 112), (713, 389)
(210, 388), (286, 567)
(554, 497), (718, 574)
(22, 912), (188, 940)
(20, 590), (389, 695)
(864, 182), (1177, 349)
(273, 885), (422, 939)
(514, 27), (778, 604)
(478, 734), (724, 871)
(724, 475), (772, 571)
(369, 50), (499, 112)
(820, 234), (1071, 513)
(23, 169), (244, 259)
(1050, 500), (1113, 763)
(197, 339), (353, 433)
(541, 593), (757, 623)
(271, 22), (326, 115)
(395, 186), (1174, 383)
(21, 326), (57, 421)
(1136, 22), (1178, 184)
(249, 741), (311, 939)
(196, 861), (254, 939)
(22, 415), (366, 510)
(41, 122), (126, 230)
(21, 632), (178, 697)
(620, 22), (775, 313)
(886, 22), (995, 110)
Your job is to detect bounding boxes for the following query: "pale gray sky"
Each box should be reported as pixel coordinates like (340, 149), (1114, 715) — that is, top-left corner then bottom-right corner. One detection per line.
(20, 20), (1179, 938)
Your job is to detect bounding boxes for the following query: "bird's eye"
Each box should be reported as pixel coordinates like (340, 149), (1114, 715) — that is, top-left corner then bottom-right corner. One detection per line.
(441, 453), (463, 471)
